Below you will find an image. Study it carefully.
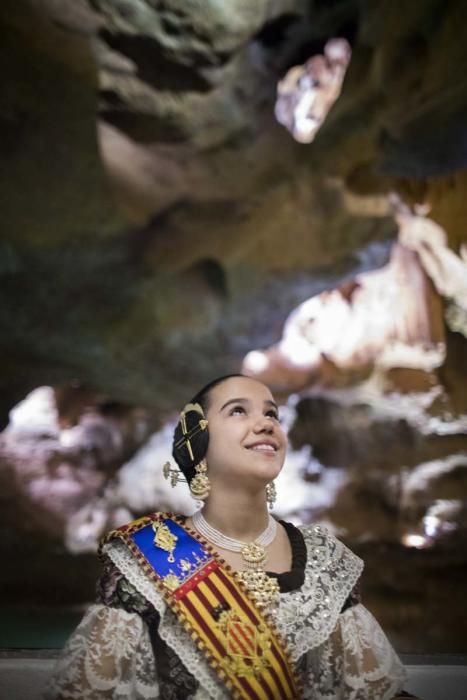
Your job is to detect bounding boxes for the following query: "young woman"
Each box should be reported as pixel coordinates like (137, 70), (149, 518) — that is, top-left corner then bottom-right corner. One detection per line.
(47, 374), (416, 699)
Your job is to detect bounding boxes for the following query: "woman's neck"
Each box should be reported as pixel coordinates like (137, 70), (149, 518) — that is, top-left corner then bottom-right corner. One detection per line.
(200, 488), (270, 542)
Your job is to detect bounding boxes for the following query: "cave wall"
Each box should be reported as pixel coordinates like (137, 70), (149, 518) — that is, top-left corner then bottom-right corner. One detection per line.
(0, 0), (397, 421)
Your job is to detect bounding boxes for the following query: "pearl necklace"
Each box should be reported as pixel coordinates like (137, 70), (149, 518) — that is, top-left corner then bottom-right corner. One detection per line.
(192, 510), (277, 553)
(192, 511), (280, 609)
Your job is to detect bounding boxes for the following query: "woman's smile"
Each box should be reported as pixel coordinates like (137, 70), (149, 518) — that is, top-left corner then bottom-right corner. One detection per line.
(245, 439), (279, 455)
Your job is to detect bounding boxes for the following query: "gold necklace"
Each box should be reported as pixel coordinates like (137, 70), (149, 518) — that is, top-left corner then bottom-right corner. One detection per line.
(192, 511), (280, 609)
(236, 569), (280, 610)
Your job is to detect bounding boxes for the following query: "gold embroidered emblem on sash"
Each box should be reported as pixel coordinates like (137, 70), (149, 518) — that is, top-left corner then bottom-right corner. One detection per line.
(162, 573), (181, 591)
(217, 610), (272, 677)
(152, 521), (178, 562)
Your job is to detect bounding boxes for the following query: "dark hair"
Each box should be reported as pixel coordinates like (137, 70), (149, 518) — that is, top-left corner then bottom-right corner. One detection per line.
(172, 374), (244, 482)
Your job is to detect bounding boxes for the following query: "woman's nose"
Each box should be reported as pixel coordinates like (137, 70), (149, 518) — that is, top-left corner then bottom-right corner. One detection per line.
(253, 414), (274, 433)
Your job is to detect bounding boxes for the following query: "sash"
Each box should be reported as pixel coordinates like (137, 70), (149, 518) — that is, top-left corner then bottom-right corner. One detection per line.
(101, 512), (300, 700)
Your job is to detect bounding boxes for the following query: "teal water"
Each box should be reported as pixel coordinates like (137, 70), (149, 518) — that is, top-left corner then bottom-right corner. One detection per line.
(0, 607), (84, 649)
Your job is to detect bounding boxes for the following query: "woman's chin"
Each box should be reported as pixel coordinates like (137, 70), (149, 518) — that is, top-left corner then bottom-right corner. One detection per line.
(253, 460), (283, 483)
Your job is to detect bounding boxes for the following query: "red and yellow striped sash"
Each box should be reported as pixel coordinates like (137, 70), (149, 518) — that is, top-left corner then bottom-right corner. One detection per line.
(101, 513), (300, 699)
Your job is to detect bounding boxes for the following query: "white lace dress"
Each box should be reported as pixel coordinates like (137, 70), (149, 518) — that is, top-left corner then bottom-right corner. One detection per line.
(45, 522), (407, 699)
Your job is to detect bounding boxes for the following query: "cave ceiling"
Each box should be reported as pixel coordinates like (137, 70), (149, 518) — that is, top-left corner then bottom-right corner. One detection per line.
(1, 0), (467, 420)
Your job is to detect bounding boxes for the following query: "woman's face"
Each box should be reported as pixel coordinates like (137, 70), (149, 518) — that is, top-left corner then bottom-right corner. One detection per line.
(204, 376), (287, 489)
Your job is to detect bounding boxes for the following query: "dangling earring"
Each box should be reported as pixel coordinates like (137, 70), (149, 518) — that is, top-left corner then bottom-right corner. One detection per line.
(266, 481), (276, 509)
(190, 458), (211, 500)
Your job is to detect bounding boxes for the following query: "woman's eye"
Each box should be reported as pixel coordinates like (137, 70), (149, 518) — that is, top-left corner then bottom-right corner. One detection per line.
(266, 409), (279, 420)
(230, 405), (245, 415)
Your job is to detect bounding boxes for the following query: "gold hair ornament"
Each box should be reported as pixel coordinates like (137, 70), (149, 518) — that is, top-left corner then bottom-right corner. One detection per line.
(163, 461), (187, 487)
(174, 402), (208, 462)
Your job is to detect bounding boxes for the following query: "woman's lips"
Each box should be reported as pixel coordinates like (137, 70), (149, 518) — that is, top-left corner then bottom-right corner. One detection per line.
(246, 442), (278, 453)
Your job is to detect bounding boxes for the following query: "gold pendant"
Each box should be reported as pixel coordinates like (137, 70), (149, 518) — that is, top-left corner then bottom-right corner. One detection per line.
(240, 542), (267, 567)
(237, 570), (280, 610)
(152, 522), (178, 562)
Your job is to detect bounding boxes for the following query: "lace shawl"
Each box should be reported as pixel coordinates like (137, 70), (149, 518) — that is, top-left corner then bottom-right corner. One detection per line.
(44, 604), (159, 699)
(45, 524), (406, 699)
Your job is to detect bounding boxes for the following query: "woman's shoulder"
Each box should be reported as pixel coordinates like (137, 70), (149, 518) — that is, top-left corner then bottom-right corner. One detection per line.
(96, 553), (154, 615)
(297, 521), (351, 548)
(296, 521), (334, 539)
(295, 521), (365, 575)
(99, 511), (178, 550)
(97, 512), (174, 615)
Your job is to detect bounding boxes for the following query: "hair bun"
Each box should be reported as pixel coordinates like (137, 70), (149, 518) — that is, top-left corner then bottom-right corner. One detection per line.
(172, 403), (209, 483)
